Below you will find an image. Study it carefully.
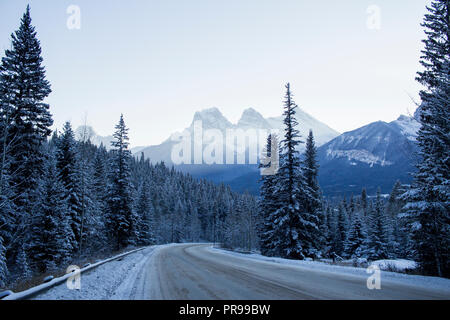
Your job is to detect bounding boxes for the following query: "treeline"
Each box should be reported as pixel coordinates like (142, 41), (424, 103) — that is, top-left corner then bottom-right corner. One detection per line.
(0, 6), (257, 288)
(257, 80), (446, 276)
(258, 0), (448, 278)
(319, 183), (410, 263)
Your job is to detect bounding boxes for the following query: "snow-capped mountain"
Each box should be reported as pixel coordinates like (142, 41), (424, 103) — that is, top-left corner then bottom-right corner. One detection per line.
(133, 107), (339, 194)
(266, 113), (340, 147)
(317, 115), (421, 196)
(237, 108), (272, 129)
(191, 107), (234, 131)
(136, 107), (340, 165)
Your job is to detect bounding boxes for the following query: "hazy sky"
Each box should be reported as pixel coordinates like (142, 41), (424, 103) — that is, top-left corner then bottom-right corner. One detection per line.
(0, 0), (429, 147)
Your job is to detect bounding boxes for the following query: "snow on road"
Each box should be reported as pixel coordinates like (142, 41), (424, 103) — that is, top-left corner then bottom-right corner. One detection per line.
(208, 247), (450, 294)
(32, 243), (450, 300)
(33, 246), (158, 300)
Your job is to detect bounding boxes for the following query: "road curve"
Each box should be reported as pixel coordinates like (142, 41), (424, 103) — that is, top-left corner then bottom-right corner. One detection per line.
(129, 243), (450, 300)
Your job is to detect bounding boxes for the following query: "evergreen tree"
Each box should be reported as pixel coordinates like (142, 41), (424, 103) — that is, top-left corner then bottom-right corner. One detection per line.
(258, 134), (281, 256)
(136, 178), (155, 245)
(77, 139), (96, 255)
(15, 245), (32, 282)
(56, 122), (82, 252)
(0, 5), (53, 261)
(344, 212), (368, 260)
(335, 202), (348, 257)
(275, 83), (318, 259)
(29, 147), (73, 272)
(386, 181), (404, 256)
(367, 189), (390, 260)
(404, 0), (449, 277)
(302, 129), (322, 254)
(321, 204), (333, 257)
(107, 114), (135, 250)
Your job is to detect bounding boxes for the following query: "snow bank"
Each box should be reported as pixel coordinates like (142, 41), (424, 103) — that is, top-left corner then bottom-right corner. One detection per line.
(3, 247), (152, 300)
(30, 246), (156, 300)
(371, 259), (417, 272)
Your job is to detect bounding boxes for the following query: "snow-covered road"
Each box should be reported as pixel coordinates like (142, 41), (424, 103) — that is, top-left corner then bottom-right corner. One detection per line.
(34, 243), (450, 300)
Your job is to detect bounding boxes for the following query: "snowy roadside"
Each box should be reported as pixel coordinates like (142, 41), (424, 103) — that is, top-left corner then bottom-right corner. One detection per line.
(32, 246), (157, 300)
(209, 247), (450, 293)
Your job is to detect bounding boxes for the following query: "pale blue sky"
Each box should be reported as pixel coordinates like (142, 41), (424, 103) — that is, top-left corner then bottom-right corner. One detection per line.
(0, 0), (428, 146)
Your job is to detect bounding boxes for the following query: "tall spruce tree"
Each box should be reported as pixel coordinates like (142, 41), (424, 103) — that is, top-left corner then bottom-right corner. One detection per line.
(258, 134), (282, 256)
(367, 189), (390, 260)
(108, 114), (135, 250)
(15, 245), (32, 282)
(136, 177), (155, 245)
(0, 5), (53, 259)
(335, 202), (349, 257)
(275, 83), (318, 259)
(302, 129), (322, 254)
(28, 146), (73, 272)
(344, 212), (368, 260)
(403, 0), (449, 277)
(56, 122), (82, 253)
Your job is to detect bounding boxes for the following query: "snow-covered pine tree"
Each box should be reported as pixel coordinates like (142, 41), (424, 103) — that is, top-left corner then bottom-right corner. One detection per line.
(258, 134), (282, 257)
(416, 0), (449, 90)
(87, 146), (109, 252)
(344, 212), (368, 260)
(386, 181), (405, 256)
(223, 198), (240, 249)
(15, 245), (32, 282)
(275, 83), (318, 259)
(387, 181), (404, 219)
(0, 5), (53, 262)
(367, 189), (390, 261)
(28, 146), (73, 272)
(108, 114), (135, 250)
(320, 204), (333, 257)
(302, 129), (322, 255)
(56, 122), (82, 253)
(76, 138), (98, 255)
(335, 201), (348, 257)
(403, 0), (449, 277)
(136, 177), (155, 246)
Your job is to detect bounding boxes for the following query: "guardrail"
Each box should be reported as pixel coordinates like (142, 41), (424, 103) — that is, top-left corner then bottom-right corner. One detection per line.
(2, 246), (148, 300)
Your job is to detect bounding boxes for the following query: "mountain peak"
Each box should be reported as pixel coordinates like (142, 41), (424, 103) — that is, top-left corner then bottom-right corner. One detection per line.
(391, 114), (420, 141)
(191, 107), (233, 130)
(237, 108), (270, 129)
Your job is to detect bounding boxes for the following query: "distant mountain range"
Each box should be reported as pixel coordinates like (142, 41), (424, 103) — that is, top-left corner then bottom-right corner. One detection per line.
(134, 107), (339, 164)
(81, 107), (421, 197)
(317, 114), (420, 196)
